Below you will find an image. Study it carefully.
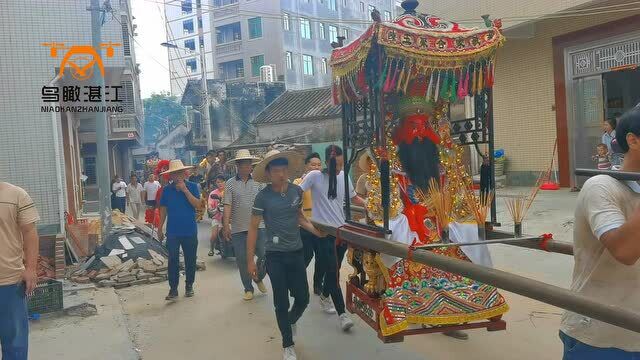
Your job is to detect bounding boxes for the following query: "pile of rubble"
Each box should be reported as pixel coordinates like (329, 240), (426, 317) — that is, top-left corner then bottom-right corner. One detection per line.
(71, 249), (170, 288)
(70, 211), (206, 288)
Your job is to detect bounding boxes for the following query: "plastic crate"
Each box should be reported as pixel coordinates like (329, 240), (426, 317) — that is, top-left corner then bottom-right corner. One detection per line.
(28, 279), (63, 315)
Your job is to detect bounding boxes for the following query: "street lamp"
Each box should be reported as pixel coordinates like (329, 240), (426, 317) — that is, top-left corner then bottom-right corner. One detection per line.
(161, 42), (213, 150)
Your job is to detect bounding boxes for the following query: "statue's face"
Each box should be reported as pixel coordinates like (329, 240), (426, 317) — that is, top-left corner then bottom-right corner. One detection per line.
(393, 114), (440, 145)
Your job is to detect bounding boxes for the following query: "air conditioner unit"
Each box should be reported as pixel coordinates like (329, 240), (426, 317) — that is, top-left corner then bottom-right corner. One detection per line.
(260, 64), (277, 82)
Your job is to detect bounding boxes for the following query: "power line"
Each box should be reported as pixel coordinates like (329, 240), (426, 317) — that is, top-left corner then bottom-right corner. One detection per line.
(149, 0), (640, 25)
(110, 11), (187, 95)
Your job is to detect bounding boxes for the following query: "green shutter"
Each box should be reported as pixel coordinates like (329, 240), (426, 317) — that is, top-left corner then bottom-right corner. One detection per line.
(249, 17), (262, 39)
(251, 55), (264, 77)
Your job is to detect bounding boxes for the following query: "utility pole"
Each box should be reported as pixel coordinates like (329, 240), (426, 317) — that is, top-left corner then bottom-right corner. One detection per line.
(199, 44), (213, 150)
(89, 0), (112, 240)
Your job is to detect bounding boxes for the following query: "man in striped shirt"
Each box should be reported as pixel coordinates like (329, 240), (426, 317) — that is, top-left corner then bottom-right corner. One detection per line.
(0, 182), (40, 360)
(222, 149), (267, 301)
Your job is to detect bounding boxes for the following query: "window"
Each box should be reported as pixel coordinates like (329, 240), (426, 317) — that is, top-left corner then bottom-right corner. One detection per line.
(302, 54), (313, 75)
(181, 1), (192, 14)
(328, 0), (337, 11)
(321, 57), (328, 74)
(213, 0), (238, 7)
(186, 58), (197, 73)
(359, 2), (364, 12)
(285, 51), (293, 69)
(121, 21), (131, 56)
(343, 28), (349, 40)
(248, 17), (262, 39)
(197, 17), (203, 30)
(300, 18), (311, 39)
(328, 25), (338, 43)
(250, 55), (265, 77)
(342, 0), (347, 6)
(183, 19), (194, 35)
(218, 59), (244, 79)
(319, 23), (325, 40)
(384, 10), (392, 22)
(216, 22), (241, 44)
(283, 13), (290, 31)
(184, 38), (196, 51)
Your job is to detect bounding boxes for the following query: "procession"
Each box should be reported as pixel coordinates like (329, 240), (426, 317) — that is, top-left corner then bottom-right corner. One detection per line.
(2, 0), (640, 359)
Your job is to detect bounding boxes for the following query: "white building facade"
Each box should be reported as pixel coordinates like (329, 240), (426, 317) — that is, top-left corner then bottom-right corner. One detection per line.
(0, 0), (144, 233)
(165, 0), (397, 96)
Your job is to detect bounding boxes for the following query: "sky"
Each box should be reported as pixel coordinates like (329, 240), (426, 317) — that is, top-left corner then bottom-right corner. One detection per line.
(130, 0), (171, 98)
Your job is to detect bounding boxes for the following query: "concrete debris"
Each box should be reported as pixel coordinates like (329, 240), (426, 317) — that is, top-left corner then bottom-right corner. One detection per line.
(100, 256), (122, 270)
(137, 272), (152, 280)
(116, 275), (136, 283)
(98, 280), (116, 287)
(148, 277), (165, 284)
(113, 282), (132, 289)
(73, 211), (170, 289)
(64, 303), (98, 317)
(196, 260), (206, 271)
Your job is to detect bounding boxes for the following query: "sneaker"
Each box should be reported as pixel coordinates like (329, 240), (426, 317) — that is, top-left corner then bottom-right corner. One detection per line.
(185, 284), (194, 298)
(165, 289), (178, 301)
(291, 323), (297, 337)
(319, 296), (337, 314)
(283, 346), (297, 360)
(443, 330), (469, 340)
(243, 291), (254, 301)
(339, 313), (354, 332)
(257, 281), (268, 294)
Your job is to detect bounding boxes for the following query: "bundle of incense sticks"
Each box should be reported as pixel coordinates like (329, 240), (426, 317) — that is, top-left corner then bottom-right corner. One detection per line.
(466, 190), (494, 226)
(504, 171), (544, 224)
(416, 178), (452, 233)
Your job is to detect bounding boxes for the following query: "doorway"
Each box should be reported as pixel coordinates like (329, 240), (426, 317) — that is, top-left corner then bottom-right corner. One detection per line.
(603, 68), (640, 120)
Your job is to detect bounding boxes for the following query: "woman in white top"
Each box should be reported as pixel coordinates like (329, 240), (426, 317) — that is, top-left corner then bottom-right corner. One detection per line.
(112, 175), (127, 214)
(127, 174), (144, 220)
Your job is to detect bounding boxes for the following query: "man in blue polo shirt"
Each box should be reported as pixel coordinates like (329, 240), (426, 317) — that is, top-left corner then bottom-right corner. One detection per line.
(158, 160), (201, 301)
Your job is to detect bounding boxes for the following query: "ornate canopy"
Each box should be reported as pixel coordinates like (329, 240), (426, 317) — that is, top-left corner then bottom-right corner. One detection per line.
(330, 3), (504, 104)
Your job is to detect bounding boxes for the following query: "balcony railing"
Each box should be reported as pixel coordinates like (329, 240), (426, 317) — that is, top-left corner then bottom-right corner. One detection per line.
(110, 113), (141, 141)
(213, 3), (239, 18)
(216, 41), (242, 56)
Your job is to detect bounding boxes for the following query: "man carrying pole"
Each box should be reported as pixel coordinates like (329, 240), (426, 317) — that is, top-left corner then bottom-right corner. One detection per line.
(247, 150), (325, 360)
(560, 106), (640, 359)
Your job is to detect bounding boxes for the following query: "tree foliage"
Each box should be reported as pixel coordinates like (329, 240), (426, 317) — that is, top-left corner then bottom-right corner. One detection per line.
(143, 92), (185, 145)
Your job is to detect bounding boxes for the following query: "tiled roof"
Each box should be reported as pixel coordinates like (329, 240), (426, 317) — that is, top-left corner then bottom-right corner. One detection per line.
(253, 87), (340, 125)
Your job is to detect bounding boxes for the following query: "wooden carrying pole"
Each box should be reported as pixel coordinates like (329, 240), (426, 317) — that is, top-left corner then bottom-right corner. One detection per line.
(348, 206), (574, 255)
(313, 221), (640, 334)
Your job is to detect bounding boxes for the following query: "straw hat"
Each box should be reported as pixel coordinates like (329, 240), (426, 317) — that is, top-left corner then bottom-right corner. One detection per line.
(253, 149), (304, 183)
(358, 149), (376, 172)
(160, 159), (195, 175)
(227, 149), (261, 164)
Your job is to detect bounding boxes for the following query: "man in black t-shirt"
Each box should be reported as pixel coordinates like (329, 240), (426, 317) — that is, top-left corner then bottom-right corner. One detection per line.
(247, 150), (324, 360)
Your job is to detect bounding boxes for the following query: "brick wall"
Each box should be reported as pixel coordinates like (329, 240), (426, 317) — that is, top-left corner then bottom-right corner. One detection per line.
(492, 12), (639, 184)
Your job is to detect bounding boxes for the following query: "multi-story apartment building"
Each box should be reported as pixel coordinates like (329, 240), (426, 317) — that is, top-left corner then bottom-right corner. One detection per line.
(165, 0), (396, 95)
(0, 0), (144, 234)
(419, 0), (640, 187)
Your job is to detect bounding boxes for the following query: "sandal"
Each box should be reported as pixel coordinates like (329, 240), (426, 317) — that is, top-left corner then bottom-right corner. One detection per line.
(208, 250), (215, 256)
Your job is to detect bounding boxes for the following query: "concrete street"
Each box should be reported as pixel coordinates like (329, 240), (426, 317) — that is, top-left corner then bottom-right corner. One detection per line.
(30, 188), (577, 360)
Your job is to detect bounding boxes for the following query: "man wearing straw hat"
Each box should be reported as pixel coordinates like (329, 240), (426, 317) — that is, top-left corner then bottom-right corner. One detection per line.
(247, 149), (326, 360)
(158, 159), (201, 301)
(222, 149), (268, 300)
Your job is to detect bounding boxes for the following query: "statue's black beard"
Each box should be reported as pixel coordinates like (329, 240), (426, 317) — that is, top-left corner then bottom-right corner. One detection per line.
(397, 138), (440, 192)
